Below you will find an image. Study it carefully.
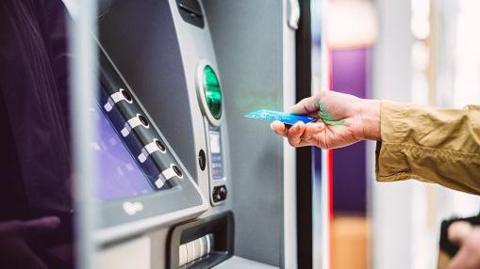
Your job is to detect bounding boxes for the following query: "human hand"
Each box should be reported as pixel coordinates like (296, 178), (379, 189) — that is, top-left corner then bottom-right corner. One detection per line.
(270, 91), (381, 149)
(0, 216), (61, 269)
(447, 221), (480, 269)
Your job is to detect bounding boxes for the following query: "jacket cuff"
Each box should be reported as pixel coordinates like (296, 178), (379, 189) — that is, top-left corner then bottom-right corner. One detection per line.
(375, 100), (416, 182)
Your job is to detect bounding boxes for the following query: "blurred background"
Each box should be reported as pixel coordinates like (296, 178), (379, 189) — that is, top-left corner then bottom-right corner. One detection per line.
(316, 0), (480, 268)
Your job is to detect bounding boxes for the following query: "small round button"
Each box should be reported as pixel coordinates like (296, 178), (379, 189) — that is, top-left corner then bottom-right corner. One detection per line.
(219, 186), (227, 200)
(155, 139), (166, 152)
(121, 89), (133, 102)
(138, 115), (149, 127)
(172, 165), (183, 178)
(198, 149), (206, 171)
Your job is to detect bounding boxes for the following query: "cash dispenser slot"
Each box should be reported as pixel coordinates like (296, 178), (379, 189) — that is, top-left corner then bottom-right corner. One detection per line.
(168, 212), (234, 269)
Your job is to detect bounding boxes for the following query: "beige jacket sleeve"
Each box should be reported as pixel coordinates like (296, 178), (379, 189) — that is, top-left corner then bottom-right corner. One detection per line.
(375, 101), (480, 194)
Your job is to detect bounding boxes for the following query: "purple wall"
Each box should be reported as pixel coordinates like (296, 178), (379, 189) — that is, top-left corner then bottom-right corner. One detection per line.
(331, 48), (369, 214)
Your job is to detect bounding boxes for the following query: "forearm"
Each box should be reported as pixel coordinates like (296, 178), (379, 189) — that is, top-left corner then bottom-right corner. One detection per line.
(358, 99), (381, 141)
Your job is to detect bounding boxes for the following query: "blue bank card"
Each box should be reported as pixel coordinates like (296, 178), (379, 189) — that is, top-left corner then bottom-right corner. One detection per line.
(245, 109), (317, 126)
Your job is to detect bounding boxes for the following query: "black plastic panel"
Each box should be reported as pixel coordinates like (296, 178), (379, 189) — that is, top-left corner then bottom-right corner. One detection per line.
(295, 1), (313, 268)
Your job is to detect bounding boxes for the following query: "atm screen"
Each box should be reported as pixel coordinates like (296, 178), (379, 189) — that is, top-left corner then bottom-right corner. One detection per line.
(92, 106), (154, 201)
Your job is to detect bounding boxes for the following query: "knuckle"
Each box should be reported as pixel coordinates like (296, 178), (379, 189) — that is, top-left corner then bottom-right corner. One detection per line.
(300, 97), (310, 104)
(288, 137), (298, 147)
(288, 128), (297, 137)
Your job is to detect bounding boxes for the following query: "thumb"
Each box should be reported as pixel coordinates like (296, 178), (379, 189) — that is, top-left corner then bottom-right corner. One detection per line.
(288, 95), (320, 115)
(449, 221), (474, 246)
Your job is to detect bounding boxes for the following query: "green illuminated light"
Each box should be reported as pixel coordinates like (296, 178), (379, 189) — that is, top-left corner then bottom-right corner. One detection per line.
(203, 65), (222, 120)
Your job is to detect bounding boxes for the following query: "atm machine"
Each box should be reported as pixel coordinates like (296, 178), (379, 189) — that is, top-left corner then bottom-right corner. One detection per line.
(0, 0), (310, 268)
(93, 0), (301, 268)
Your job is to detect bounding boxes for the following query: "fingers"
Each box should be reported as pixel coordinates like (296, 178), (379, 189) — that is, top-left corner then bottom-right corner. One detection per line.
(15, 217), (61, 237)
(270, 120), (288, 137)
(447, 227), (480, 269)
(303, 121), (325, 141)
(270, 120), (306, 146)
(288, 95), (320, 115)
(449, 221), (474, 246)
(287, 122), (305, 146)
(448, 248), (475, 269)
(0, 217), (60, 239)
(271, 120), (326, 148)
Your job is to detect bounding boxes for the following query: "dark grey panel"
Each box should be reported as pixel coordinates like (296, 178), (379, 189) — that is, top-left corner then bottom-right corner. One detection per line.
(204, 1), (284, 266)
(98, 0), (197, 181)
